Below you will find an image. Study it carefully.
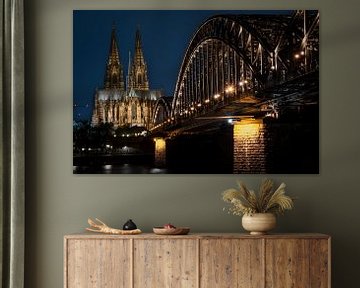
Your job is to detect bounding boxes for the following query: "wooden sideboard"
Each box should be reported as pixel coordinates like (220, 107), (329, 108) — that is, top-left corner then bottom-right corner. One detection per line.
(64, 233), (330, 288)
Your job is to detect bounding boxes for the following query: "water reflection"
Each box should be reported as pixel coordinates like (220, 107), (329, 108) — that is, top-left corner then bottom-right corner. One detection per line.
(73, 164), (168, 174)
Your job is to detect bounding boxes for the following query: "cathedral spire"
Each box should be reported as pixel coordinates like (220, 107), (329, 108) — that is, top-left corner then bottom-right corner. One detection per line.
(104, 24), (125, 90)
(135, 26), (142, 50)
(128, 27), (149, 90)
(126, 50), (131, 90)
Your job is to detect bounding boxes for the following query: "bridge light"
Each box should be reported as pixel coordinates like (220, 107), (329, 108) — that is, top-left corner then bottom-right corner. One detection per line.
(244, 80), (248, 84)
(214, 94), (220, 99)
(197, 103), (202, 107)
(190, 107), (195, 111)
(205, 99), (210, 103)
(225, 86), (234, 93)
(300, 51), (305, 55)
(294, 53), (300, 59)
(271, 65), (276, 70)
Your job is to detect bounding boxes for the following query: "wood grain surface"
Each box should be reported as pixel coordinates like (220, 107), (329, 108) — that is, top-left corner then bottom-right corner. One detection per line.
(200, 238), (264, 288)
(309, 239), (330, 288)
(265, 239), (310, 287)
(65, 239), (131, 288)
(64, 233), (330, 288)
(133, 239), (198, 288)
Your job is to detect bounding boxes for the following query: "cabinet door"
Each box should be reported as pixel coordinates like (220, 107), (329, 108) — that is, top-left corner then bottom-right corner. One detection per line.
(65, 239), (131, 288)
(266, 239), (310, 288)
(200, 239), (264, 288)
(133, 239), (198, 288)
(309, 239), (330, 288)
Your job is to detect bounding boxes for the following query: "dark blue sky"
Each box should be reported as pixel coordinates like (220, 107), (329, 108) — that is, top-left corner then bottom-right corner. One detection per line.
(73, 10), (289, 121)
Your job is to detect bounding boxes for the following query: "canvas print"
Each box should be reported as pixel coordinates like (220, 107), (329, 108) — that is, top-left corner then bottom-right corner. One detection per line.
(73, 10), (319, 174)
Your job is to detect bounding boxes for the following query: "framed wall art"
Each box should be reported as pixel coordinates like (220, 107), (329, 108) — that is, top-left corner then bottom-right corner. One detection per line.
(73, 10), (319, 174)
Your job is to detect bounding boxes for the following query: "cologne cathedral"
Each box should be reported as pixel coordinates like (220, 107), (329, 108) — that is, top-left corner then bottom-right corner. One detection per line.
(91, 26), (163, 129)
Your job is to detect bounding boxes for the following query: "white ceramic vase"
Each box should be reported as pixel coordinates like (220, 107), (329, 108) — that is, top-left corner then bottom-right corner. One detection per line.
(242, 213), (276, 235)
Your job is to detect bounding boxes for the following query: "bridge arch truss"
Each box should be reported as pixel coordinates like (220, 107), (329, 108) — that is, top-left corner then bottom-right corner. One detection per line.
(171, 11), (319, 120)
(152, 97), (173, 128)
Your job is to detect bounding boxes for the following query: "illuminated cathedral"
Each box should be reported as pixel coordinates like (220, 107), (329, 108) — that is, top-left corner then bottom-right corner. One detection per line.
(91, 26), (163, 129)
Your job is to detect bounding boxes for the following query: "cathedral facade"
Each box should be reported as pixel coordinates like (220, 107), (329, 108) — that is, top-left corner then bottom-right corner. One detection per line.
(91, 27), (163, 129)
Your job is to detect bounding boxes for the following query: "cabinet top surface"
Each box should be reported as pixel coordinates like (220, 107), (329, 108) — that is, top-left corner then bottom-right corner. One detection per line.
(64, 232), (330, 240)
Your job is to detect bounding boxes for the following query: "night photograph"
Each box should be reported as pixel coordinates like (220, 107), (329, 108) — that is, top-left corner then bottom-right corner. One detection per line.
(73, 10), (319, 174)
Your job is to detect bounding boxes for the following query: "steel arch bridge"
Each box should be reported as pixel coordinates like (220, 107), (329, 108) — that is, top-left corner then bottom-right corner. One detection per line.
(152, 10), (319, 129)
(153, 97), (172, 125)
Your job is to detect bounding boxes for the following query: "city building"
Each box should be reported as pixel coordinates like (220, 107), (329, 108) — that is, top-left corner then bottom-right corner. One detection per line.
(91, 26), (163, 129)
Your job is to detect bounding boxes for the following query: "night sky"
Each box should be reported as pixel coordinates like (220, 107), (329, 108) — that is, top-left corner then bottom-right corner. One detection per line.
(73, 10), (289, 122)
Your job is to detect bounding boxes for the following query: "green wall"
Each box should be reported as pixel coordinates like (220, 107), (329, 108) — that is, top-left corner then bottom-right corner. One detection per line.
(25, 0), (360, 287)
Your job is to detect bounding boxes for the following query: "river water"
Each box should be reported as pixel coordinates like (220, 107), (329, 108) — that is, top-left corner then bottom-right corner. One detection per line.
(74, 117), (318, 174)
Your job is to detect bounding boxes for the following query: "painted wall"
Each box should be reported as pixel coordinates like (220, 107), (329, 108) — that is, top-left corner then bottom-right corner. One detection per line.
(25, 0), (360, 287)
